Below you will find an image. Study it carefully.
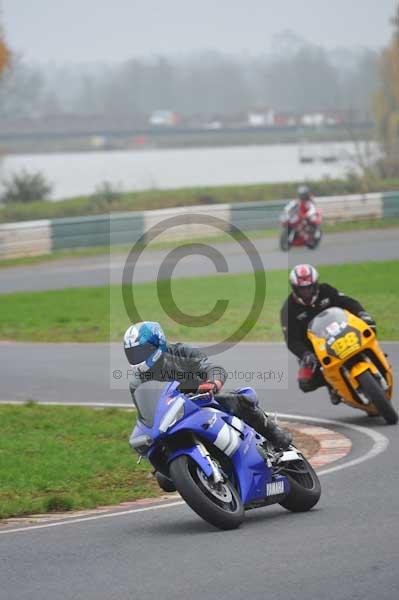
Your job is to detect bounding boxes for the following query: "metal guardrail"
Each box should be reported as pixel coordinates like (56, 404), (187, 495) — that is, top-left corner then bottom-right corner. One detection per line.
(230, 200), (283, 231)
(0, 191), (397, 259)
(382, 191), (399, 218)
(51, 212), (146, 251)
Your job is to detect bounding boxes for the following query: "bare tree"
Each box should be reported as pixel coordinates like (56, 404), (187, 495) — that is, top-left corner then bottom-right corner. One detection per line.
(373, 2), (399, 177)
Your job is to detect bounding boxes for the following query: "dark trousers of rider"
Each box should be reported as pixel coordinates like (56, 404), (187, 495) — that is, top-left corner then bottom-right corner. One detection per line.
(212, 392), (292, 449)
(215, 392), (268, 432)
(299, 366), (327, 393)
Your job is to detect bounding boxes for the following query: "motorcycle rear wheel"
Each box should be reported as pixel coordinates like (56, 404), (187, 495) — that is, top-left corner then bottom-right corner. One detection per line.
(169, 455), (244, 530)
(279, 455), (321, 512)
(357, 370), (398, 425)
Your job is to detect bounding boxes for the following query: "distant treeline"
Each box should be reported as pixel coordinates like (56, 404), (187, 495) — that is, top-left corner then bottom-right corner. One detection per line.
(0, 32), (379, 122)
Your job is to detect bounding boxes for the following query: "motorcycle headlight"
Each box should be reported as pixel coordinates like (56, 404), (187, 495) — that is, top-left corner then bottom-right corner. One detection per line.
(159, 397), (185, 432)
(129, 433), (153, 455)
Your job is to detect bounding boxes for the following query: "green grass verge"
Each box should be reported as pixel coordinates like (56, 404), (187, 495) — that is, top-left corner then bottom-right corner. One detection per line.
(1, 217), (399, 270)
(0, 403), (160, 519)
(1, 260), (398, 342)
(1, 176), (399, 223)
(0, 404), (316, 520)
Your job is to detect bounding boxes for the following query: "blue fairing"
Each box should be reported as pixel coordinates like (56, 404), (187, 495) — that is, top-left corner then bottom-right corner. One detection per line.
(169, 445), (214, 478)
(130, 381), (290, 505)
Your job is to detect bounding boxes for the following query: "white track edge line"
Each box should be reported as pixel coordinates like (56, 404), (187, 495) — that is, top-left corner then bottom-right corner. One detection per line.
(0, 412), (389, 536)
(0, 502), (185, 535)
(275, 413), (389, 477)
(0, 401), (134, 408)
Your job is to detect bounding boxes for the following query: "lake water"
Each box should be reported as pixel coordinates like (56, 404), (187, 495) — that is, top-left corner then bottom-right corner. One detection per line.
(0, 142), (361, 201)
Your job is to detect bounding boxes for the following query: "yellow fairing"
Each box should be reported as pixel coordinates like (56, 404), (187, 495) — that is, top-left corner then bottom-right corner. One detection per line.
(308, 310), (393, 414)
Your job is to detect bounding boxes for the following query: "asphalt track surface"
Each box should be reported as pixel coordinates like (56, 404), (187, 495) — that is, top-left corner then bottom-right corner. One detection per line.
(1, 228), (398, 293)
(0, 342), (398, 600)
(0, 227), (398, 599)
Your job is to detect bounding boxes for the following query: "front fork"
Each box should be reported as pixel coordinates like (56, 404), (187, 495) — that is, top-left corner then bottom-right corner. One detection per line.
(346, 357), (389, 405)
(168, 440), (224, 484)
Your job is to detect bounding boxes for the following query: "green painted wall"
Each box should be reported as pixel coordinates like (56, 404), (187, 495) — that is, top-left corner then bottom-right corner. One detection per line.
(382, 191), (399, 218)
(51, 212), (145, 251)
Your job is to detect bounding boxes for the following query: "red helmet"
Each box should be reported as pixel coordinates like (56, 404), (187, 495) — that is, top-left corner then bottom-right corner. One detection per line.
(289, 264), (319, 306)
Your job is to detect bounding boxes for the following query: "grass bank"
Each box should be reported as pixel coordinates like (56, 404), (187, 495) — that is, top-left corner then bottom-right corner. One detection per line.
(1, 177), (399, 223)
(0, 403), (158, 519)
(0, 403), (317, 519)
(1, 260), (398, 342)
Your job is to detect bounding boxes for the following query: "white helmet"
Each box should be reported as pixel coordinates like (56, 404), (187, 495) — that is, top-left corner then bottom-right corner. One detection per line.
(289, 264), (319, 306)
(123, 321), (167, 371)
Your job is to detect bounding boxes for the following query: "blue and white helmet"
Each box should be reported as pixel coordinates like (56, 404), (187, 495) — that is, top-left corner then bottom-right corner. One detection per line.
(123, 321), (167, 371)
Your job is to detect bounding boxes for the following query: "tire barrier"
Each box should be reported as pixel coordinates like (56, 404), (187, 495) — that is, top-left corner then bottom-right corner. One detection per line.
(0, 191), (396, 259)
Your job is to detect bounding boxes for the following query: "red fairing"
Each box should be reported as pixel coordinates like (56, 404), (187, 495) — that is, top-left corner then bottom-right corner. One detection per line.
(280, 205), (322, 248)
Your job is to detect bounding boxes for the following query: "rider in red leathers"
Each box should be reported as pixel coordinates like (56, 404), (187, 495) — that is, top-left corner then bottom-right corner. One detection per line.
(285, 185), (318, 226)
(281, 186), (322, 249)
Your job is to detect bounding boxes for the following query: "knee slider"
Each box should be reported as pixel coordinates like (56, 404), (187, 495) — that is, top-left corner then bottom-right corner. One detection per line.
(233, 386), (259, 408)
(299, 379), (317, 393)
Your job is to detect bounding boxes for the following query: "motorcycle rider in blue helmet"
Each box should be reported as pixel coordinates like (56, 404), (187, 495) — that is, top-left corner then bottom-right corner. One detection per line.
(124, 321), (292, 492)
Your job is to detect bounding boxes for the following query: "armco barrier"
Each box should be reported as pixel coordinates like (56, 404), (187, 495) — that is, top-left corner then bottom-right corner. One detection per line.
(51, 214), (109, 251)
(316, 192), (383, 221)
(382, 191), (399, 218)
(0, 191), (397, 260)
(52, 212), (145, 251)
(143, 204), (230, 242)
(109, 211), (145, 246)
(0, 219), (51, 259)
(230, 200), (282, 231)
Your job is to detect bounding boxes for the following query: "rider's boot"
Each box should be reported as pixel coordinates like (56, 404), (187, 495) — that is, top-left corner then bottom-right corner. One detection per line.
(247, 407), (292, 450)
(327, 386), (342, 406)
(263, 414), (293, 450)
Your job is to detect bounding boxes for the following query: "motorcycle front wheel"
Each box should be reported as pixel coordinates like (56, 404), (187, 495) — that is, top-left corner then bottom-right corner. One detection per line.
(357, 370), (398, 425)
(306, 226), (322, 249)
(278, 455), (321, 512)
(169, 455), (244, 530)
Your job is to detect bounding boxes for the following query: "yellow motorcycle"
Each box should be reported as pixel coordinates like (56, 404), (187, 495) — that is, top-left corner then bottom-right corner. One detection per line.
(307, 307), (397, 424)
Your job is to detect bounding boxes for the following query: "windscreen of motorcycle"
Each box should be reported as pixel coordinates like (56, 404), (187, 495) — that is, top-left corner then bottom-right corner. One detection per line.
(309, 308), (363, 360)
(133, 380), (170, 427)
(308, 307), (348, 340)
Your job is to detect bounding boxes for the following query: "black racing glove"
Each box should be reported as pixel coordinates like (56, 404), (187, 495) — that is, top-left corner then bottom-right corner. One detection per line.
(301, 351), (318, 371)
(358, 311), (376, 331)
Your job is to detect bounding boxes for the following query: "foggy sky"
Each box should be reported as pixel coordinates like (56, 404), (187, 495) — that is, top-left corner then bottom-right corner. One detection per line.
(2, 0), (396, 63)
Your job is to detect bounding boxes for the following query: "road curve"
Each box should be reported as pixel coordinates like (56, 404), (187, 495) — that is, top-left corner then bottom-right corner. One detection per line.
(0, 342), (398, 600)
(1, 225), (398, 599)
(1, 228), (398, 293)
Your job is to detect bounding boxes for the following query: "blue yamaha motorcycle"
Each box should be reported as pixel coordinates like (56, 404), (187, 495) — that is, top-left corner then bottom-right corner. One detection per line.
(130, 381), (321, 530)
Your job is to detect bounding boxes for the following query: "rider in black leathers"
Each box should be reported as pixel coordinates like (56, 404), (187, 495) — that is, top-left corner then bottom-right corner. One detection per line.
(280, 264), (376, 401)
(127, 336), (291, 446)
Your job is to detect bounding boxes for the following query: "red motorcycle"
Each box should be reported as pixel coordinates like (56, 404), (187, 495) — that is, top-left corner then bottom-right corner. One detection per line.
(279, 201), (322, 251)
